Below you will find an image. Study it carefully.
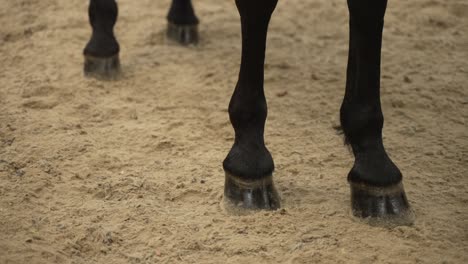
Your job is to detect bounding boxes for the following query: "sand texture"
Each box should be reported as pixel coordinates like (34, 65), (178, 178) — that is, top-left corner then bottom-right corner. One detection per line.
(0, 0), (467, 263)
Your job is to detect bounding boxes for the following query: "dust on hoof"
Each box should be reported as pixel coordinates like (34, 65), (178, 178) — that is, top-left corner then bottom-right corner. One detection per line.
(350, 181), (414, 227)
(223, 172), (280, 215)
(84, 54), (120, 80)
(166, 23), (199, 45)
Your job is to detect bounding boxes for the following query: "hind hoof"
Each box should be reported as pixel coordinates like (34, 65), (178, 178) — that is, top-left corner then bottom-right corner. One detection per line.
(350, 181), (414, 227)
(84, 54), (120, 80)
(166, 23), (199, 45)
(223, 172), (280, 214)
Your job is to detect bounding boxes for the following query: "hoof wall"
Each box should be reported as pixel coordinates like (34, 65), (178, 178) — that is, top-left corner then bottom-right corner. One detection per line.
(350, 182), (414, 227)
(84, 54), (120, 80)
(166, 23), (199, 45)
(223, 172), (280, 214)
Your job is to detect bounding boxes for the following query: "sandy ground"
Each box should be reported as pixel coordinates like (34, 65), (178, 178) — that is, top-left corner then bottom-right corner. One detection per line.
(0, 0), (467, 263)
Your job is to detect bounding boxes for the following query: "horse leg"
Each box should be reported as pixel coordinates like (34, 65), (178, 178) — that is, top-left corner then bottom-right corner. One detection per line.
(83, 0), (120, 79)
(340, 0), (413, 226)
(223, 0), (280, 212)
(166, 0), (199, 45)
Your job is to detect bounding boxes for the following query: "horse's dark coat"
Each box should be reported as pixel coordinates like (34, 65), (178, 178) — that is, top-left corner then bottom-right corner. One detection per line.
(83, 0), (412, 224)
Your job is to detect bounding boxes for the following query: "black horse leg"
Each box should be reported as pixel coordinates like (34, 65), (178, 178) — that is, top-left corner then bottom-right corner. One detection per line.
(83, 0), (120, 79)
(341, 0), (413, 225)
(223, 0), (280, 212)
(166, 0), (199, 45)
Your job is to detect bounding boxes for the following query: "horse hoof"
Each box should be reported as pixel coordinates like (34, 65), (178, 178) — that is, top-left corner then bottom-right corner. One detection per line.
(166, 23), (199, 45)
(350, 181), (414, 227)
(223, 172), (280, 214)
(84, 54), (120, 80)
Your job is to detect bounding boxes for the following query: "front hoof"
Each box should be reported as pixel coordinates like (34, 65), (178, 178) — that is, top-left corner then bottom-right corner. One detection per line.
(166, 23), (199, 45)
(350, 181), (414, 227)
(84, 54), (120, 80)
(223, 172), (280, 214)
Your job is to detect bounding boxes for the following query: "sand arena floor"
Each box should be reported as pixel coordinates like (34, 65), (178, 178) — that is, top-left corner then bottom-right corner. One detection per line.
(0, 0), (467, 263)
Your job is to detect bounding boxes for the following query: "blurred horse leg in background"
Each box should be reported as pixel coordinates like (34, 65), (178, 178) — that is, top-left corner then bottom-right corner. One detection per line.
(166, 0), (199, 45)
(83, 0), (199, 79)
(83, 0), (120, 79)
